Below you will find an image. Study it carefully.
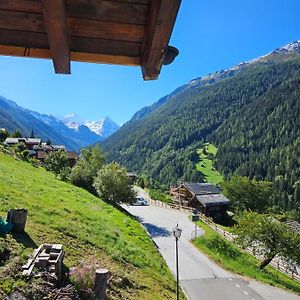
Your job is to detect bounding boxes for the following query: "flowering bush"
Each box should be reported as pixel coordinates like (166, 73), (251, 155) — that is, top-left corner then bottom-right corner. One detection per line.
(69, 256), (101, 298)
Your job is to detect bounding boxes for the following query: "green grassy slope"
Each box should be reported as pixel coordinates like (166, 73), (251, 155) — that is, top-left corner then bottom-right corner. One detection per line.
(196, 143), (223, 185)
(0, 152), (178, 299)
(192, 221), (300, 295)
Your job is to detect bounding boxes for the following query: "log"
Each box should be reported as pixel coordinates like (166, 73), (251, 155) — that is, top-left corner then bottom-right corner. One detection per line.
(94, 268), (109, 300)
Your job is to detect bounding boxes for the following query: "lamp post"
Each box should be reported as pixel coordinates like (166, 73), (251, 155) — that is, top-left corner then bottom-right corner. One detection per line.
(172, 224), (182, 300)
(192, 209), (200, 239)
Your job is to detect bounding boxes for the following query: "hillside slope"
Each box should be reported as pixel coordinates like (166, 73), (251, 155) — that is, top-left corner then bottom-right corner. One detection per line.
(0, 152), (178, 299)
(102, 42), (300, 215)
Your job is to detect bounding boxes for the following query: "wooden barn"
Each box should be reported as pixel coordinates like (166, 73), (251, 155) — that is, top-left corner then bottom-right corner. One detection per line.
(0, 0), (181, 80)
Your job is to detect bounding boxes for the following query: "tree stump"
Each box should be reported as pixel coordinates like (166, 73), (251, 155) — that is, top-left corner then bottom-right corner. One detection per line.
(94, 268), (109, 300)
(7, 209), (28, 233)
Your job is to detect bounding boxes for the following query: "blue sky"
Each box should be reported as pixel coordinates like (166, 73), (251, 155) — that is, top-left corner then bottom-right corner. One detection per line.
(0, 0), (299, 125)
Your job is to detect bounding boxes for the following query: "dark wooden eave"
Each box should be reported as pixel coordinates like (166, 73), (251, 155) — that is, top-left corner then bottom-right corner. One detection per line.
(0, 0), (181, 80)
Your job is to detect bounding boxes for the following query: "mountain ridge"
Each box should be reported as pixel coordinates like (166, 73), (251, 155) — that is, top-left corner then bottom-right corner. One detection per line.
(130, 40), (300, 123)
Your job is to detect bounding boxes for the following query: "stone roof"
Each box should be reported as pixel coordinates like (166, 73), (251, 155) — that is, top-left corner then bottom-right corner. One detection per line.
(4, 137), (20, 144)
(196, 194), (230, 207)
(52, 145), (66, 150)
(183, 182), (221, 195)
(25, 138), (41, 144)
(4, 137), (41, 145)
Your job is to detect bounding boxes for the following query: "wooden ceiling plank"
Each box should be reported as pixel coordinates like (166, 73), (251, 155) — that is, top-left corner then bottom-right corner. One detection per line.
(0, 29), (141, 57)
(111, 0), (150, 4)
(0, 45), (140, 66)
(0, 0), (43, 14)
(141, 0), (181, 80)
(71, 52), (140, 66)
(0, 10), (144, 43)
(70, 36), (141, 57)
(66, 0), (148, 25)
(0, 29), (48, 49)
(0, 10), (45, 33)
(67, 18), (144, 43)
(42, 0), (70, 74)
(0, 0), (149, 25)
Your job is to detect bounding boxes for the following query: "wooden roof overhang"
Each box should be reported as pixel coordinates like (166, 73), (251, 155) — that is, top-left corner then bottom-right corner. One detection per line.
(0, 0), (181, 80)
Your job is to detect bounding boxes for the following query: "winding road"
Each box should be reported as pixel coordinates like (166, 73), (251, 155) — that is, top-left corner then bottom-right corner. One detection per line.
(122, 189), (300, 300)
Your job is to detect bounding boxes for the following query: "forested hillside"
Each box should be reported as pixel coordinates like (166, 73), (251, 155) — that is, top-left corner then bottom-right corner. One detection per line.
(102, 45), (300, 217)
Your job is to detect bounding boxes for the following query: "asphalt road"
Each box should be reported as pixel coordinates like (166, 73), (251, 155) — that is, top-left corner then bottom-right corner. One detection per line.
(123, 190), (300, 300)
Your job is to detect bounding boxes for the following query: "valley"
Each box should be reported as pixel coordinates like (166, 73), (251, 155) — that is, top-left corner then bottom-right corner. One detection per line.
(0, 14), (299, 298)
(102, 41), (300, 220)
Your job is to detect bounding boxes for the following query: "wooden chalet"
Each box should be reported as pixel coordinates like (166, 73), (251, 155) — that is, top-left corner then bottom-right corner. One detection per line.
(174, 182), (230, 217)
(4, 137), (42, 150)
(0, 0), (181, 80)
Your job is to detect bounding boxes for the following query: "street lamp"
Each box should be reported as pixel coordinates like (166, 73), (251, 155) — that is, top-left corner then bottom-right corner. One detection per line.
(192, 209), (200, 239)
(172, 224), (182, 300)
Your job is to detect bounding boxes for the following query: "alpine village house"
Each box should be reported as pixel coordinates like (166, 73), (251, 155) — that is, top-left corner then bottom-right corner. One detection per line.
(4, 137), (78, 165)
(171, 182), (230, 217)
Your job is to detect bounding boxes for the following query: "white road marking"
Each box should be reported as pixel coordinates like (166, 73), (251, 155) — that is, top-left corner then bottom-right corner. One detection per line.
(229, 278), (232, 281)
(235, 284), (240, 288)
(243, 291), (248, 295)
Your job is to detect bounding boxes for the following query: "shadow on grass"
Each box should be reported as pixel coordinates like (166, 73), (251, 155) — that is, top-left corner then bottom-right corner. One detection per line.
(143, 223), (171, 237)
(12, 232), (37, 249)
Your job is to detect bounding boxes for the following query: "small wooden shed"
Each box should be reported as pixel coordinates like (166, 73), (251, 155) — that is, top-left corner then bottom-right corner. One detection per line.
(0, 0), (181, 80)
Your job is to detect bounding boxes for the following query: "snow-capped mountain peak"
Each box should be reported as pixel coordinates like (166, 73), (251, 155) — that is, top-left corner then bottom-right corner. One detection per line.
(84, 119), (104, 135)
(60, 113), (83, 130)
(272, 40), (300, 54)
(60, 114), (120, 138)
(186, 40), (300, 90)
(84, 117), (120, 138)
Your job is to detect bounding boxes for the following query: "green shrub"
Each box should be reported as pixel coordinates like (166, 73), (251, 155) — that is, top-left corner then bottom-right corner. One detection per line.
(149, 189), (172, 203)
(206, 236), (240, 259)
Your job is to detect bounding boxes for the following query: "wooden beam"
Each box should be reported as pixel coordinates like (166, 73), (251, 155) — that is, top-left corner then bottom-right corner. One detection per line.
(141, 0), (181, 80)
(0, 45), (140, 66)
(0, 29), (141, 57)
(42, 0), (70, 74)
